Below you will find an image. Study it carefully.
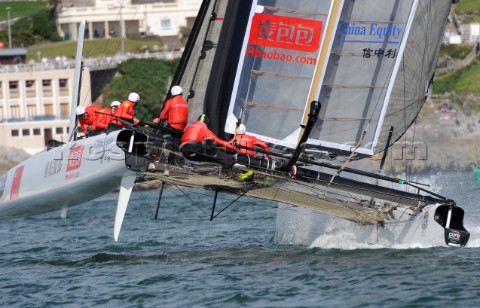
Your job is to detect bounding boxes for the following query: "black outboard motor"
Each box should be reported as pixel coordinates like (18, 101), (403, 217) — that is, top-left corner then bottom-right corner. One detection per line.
(434, 204), (470, 246)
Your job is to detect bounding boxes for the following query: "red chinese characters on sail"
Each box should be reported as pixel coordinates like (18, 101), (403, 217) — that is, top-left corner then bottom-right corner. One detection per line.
(66, 145), (84, 172)
(248, 14), (322, 53)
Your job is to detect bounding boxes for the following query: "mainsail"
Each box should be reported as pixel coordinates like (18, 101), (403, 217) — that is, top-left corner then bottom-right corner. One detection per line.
(197, 0), (449, 157)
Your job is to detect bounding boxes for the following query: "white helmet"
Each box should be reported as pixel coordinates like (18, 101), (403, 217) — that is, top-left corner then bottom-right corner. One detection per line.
(171, 85), (183, 96)
(128, 92), (140, 103)
(110, 101), (121, 108)
(76, 105), (86, 116)
(237, 124), (246, 134)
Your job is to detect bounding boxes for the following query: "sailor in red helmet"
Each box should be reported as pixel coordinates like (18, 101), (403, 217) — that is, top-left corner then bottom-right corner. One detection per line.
(180, 114), (236, 160)
(152, 85), (188, 131)
(114, 92), (140, 126)
(229, 124), (271, 158)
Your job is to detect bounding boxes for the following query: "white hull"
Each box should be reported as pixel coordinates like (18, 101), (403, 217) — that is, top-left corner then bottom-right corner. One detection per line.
(274, 203), (459, 248)
(0, 130), (147, 220)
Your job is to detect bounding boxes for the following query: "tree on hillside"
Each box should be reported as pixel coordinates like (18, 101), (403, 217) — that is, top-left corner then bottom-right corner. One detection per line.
(101, 58), (179, 122)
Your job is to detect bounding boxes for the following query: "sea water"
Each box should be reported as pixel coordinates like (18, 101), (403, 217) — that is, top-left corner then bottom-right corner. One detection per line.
(0, 171), (479, 306)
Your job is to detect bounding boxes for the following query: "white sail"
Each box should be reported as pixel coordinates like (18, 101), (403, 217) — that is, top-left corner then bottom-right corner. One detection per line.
(223, 0), (451, 156)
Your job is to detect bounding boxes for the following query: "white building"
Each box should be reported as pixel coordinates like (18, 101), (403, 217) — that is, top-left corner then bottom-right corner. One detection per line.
(0, 64), (91, 155)
(57, 0), (202, 41)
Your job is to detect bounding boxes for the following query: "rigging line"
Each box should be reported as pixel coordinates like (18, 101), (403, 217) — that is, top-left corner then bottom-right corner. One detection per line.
(82, 1), (145, 107)
(212, 183), (258, 220)
(328, 129), (367, 184)
(173, 184), (208, 216)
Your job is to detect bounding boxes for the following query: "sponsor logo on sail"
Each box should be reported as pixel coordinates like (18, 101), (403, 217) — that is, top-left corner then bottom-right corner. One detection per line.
(67, 145), (84, 172)
(336, 21), (403, 43)
(248, 14), (322, 52)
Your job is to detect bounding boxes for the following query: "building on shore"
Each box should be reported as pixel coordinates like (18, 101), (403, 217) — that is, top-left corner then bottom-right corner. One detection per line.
(0, 64), (91, 155)
(57, 0), (201, 41)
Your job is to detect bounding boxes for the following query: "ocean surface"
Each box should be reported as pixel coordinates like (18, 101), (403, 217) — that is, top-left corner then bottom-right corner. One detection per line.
(1, 171), (479, 307)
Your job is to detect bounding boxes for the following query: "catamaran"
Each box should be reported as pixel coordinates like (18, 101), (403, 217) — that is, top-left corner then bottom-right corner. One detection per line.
(0, 0), (471, 247)
(143, 0), (470, 247)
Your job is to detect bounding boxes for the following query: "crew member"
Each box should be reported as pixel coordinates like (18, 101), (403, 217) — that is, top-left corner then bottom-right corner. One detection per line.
(107, 101), (121, 123)
(114, 92), (140, 126)
(180, 114), (236, 160)
(152, 85), (188, 130)
(93, 105), (112, 131)
(229, 124), (271, 158)
(76, 105), (101, 136)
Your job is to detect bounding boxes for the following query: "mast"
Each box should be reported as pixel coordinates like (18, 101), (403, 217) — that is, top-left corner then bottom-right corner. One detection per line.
(68, 20), (86, 142)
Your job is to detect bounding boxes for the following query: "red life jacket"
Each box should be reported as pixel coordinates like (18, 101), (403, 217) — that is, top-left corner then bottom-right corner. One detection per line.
(114, 100), (135, 126)
(93, 107), (110, 130)
(181, 121), (236, 151)
(158, 95), (188, 130)
(78, 105), (99, 134)
(230, 133), (270, 157)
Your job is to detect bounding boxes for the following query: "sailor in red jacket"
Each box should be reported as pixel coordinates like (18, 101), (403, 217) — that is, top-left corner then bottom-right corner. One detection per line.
(180, 114), (236, 159)
(107, 101), (121, 123)
(93, 105), (111, 131)
(114, 92), (140, 126)
(152, 85), (188, 130)
(229, 124), (271, 158)
(76, 105), (100, 136)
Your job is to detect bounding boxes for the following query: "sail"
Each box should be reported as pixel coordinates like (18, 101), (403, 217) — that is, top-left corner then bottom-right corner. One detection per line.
(218, 0), (451, 156)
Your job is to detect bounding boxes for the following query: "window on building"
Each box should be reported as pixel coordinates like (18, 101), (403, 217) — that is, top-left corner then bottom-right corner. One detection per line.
(44, 104), (53, 116)
(0, 106), (3, 121)
(10, 106), (20, 118)
(11, 129), (19, 137)
(0, 81), (3, 99)
(27, 105), (37, 118)
(26, 80), (36, 98)
(59, 79), (68, 96)
(55, 127), (63, 134)
(42, 79), (52, 97)
(60, 103), (69, 118)
(33, 128), (41, 135)
(22, 129), (30, 136)
(9, 81), (19, 99)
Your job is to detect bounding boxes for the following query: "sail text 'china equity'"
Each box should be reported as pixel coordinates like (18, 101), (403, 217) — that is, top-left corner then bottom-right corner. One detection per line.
(337, 21), (403, 41)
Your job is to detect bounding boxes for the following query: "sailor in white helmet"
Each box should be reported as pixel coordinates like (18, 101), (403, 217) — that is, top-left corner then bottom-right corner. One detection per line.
(114, 92), (140, 126)
(153, 85), (188, 130)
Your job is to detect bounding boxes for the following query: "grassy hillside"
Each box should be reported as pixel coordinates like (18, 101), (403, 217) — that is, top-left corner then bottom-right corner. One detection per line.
(454, 0), (480, 23)
(27, 38), (165, 60)
(433, 53), (480, 97)
(0, 1), (47, 21)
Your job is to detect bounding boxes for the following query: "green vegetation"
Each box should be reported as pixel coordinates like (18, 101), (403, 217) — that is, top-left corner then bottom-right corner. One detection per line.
(433, 54), (480, 97)
(0, 3), (59, 47)
(454, 0), (480, 23)
(0, 1), (47, 21)
(439, 44), (473, 60)
(101, 59), (179, 121)
(27, 38), (164, 61)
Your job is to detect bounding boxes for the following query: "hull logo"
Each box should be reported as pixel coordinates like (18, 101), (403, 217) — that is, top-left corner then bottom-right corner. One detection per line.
(67, 145), (84, 172)
(448, 231), (460, 241)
